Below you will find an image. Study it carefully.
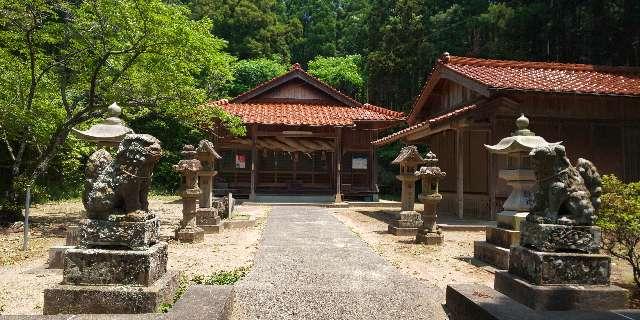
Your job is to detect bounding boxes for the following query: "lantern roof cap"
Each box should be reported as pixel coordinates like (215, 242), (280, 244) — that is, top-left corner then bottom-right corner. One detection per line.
(196, 139), (222, 159)
(392, 145), (425, 165)
(485, 114), (561, 154)
(72, 102), (133, 146)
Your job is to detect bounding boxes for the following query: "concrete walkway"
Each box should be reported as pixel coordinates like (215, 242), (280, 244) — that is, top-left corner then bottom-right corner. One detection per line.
(233, 206), (447, 320)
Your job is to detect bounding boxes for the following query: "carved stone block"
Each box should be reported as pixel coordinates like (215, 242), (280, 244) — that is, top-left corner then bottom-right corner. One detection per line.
(486, 226), (520, 248)
(79, 218), (159, 250)
(520, 221), (601, 253)
(509, 246), (611, 285)
(388, 211), (422, 236)
(63, 242), (168, 286)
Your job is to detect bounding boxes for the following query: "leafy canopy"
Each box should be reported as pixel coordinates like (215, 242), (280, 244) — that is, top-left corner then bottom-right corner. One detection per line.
(228, 58), (288, 97)
(308, 55), (364, 99)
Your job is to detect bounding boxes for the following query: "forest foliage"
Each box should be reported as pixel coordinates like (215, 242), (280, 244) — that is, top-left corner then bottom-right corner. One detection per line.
(1, 0), (639, 216)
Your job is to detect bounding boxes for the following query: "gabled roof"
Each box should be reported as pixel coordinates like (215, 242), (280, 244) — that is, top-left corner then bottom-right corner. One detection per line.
(208, 64), (404, 127)
(408, 53), (640, 124)
(209, 100), (402, 127)
(374, 100), (485, 146)
(231, 63), (362, 107)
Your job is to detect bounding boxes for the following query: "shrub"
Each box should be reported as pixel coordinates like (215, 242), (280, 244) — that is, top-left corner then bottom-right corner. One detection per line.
(596, 174), (640, 288)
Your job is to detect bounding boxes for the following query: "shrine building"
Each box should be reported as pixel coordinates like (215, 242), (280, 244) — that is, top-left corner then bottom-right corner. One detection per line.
(374, 53), (640, 220)
(207, 64), (404, 202)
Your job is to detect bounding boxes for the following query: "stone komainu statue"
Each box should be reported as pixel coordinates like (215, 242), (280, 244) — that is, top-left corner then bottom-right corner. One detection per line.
(83, 134), (162, 220)
(527, 144), (602, 226)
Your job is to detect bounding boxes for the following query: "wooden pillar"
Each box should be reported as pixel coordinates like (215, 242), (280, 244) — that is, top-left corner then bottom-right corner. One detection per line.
(488, 117), (497, 220)
(249, 125), (257, 201)
(370, 139), (378, 201)
(456, 127), (464, 219)
(335, 127), (343, 203)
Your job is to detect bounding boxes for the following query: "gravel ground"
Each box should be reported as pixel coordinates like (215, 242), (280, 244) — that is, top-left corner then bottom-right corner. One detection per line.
(332, 207), (494, 291)
(332, 207), (639, 308)
(233, 205), (447, 320)
(0, 197), (269, 315)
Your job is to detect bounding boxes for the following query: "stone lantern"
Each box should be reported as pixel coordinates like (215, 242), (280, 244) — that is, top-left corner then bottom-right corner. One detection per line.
(173, 145), (205, 243)
(415, 151), (446, 245)
(195, 139), (223, 233)
(72, 102), (133, 148)
(388, 145), (425, 236)
(474, 114), (559, 269)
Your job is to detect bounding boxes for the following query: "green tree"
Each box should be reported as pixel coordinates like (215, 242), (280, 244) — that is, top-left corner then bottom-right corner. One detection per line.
(228, 58), (288, 97)
(308, 55), (364, 99)
(284, 0), (338, 64)
(597, 175), (640, 288)
(0, 0), (243, 219)
(190, 0), (302, 61)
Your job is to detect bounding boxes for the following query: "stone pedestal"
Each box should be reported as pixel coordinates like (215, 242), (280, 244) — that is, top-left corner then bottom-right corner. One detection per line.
(175, 192), (205, 243)
(44, 217), (179, 314)
(494, 223), (629, 311)
(388, 210), (422, 236)
(473, 226), (520, 269)
(196, 207), (223, 233)
(415, 193), (444, 245)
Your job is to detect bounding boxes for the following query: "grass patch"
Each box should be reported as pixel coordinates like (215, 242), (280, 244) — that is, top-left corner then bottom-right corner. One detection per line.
(191, 266), (250, 285)
(158, 274), (190, 313)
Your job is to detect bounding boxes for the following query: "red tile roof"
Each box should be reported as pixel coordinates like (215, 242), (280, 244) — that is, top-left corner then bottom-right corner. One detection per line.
(444, 55), (640, 96)
(407, 53), (640, 124)
(209, 100), (403, 127)
(373, 100), (483, 146)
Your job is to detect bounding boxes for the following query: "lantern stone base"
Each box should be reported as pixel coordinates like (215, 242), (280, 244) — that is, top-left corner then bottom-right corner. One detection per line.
(175, 226), (205, 243)
(196, 208), (223, 234)
(494, 271), (628, 311)
(43, 270), (180, 314)
(473, 226), (520, 269)
(496, 211), (529, 230)
(473, 241), (511, 270)
(388, 211), (422, 236)
(416, 230), (443, 245)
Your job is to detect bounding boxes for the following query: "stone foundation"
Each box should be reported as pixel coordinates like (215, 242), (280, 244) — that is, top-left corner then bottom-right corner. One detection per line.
(63, 242), (168, 286)
(388, 211), (422, 236)
(79, 218), (160, 250)
(520, 221), (601, 253)
(44, 270), (180, 315)
(416, 231), (443, 245)
(509, 246), (611, 285)
(486, 227), (520, 248)
(494, 271), (628, 311)
(473, 241), (510, 270)
(47, 245), (75, 269)
(196, 208), (223, 234)
(175, 226), (205, 243)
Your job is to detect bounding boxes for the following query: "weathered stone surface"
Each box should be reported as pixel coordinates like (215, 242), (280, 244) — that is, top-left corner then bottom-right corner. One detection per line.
(48, 245), (75, 269)
(446, 283), (545, 320)
(162, 285), (233, 320)
(520, 221), (601, 253)
(388, 210), (422, 236)
(196, 207), (221, 226)
(473, 241), (510, 270)
(509, 246), (610, 285)
(494, 271), (628, 311)
(66, 225), (80, 246)
(44, 270), (180, 315)
(83, 134), (162, 220)
(79, 217), (159, 250)
(416, 231), (443, 245)
(175, 227), (205, 243)
(63, 242), (168, 286)
(486, 227), (520, 248)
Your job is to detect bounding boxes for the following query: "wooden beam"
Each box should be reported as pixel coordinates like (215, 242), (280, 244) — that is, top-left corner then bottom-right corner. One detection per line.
(456, 127), (464, 219)
(250, 125), (257, 201)
(488, 115), (497, 220)
(335, 127), (343, 203)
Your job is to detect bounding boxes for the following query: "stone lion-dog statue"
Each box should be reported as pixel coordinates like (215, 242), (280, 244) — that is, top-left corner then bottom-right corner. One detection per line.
(527, 144), (602, 226)
(83, 134), (162, 220)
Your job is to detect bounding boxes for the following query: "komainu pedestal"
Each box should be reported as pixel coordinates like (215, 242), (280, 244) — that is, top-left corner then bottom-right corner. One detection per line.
(494, 144), (628, 311)
(44, 134), (179, 315)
